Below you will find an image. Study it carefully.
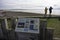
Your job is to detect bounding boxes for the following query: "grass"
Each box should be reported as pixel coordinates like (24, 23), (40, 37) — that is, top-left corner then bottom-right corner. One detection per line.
(47, 18), (60, 38)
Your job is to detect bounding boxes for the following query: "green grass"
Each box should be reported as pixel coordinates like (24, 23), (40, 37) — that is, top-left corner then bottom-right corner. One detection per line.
(47, 18), (60, 38)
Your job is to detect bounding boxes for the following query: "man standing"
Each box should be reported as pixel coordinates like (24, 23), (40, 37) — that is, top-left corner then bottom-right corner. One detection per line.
(49, 6), (53, 17)
(44, 7), (48, 17)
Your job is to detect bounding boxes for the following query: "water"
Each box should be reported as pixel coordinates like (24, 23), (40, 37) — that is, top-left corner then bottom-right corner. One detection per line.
(9, 9), (60, 16)
(52, 10), (60, 15)
(0, 3), (60, 16)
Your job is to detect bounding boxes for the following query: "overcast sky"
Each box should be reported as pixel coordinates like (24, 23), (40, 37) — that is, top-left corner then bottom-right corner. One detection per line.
(0, 0), (60, 9)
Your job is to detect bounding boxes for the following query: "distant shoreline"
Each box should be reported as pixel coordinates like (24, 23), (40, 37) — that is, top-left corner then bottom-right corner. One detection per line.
(0, 9), (60, 16)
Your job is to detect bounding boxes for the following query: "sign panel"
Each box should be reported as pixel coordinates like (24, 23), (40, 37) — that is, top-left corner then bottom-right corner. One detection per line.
(15, 18), (40, 34)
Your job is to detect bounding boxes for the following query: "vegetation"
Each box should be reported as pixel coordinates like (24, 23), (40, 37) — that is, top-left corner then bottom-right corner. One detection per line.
(47, 18), (60, 38)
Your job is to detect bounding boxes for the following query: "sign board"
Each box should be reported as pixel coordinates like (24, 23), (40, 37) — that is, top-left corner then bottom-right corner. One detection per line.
(15, 18), (40, 34)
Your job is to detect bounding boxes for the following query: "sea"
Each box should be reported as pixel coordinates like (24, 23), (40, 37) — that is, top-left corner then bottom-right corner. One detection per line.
(0, 5), (60, 16)
(8, 9), (60, 16)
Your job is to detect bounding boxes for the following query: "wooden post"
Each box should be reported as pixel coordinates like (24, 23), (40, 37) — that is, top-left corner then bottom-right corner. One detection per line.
(4, 18), (8, 29)
(40, 19), (47, 40)
(1, 19), (9, 40)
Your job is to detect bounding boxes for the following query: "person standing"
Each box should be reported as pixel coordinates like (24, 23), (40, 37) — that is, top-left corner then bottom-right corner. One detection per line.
(49, 6), (53, 17)
(44, 7), (48, 17)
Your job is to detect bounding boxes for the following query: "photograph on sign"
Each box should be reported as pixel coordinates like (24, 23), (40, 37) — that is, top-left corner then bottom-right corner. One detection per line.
(15, 18), (40, 34)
